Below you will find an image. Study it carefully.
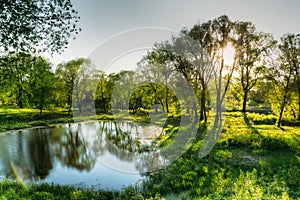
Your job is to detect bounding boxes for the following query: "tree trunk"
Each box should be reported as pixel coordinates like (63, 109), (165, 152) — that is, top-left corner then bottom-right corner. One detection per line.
(214, 89), (222, 128)
(39, 99), (43, 116)
(277, 94), (288, 127)
(242, 91), (248, 113)
(39, 106), (43, 116)
(194, 103), (199, 123)
(17, 86), (24, 108)
(67, 94), (72, 115)
(277, 105), (284, 127)
(165, 89), (169, 113)
(200, 82), (207, 122)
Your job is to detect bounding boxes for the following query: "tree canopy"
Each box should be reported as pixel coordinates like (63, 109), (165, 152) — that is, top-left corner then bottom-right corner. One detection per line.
(0, 0), (80, 54)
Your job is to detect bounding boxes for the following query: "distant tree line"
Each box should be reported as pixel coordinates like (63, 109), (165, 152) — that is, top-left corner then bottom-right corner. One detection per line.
(0, 15), (299, 127)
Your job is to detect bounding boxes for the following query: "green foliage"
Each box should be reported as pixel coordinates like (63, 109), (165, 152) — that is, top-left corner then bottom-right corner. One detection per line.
(0, 0), (80, 53)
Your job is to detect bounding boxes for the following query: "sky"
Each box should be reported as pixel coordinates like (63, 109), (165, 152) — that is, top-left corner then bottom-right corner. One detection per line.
(49, 0), (300, 72)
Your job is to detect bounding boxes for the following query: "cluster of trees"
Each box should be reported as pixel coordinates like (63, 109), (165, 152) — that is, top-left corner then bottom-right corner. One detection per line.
(136, 15), (299, 127)
(0, 15), (299, 128)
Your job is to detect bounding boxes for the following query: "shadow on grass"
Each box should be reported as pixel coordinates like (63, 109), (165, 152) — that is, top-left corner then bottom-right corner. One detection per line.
(243, 114), (260, 135)
(242, 113), (299, 153)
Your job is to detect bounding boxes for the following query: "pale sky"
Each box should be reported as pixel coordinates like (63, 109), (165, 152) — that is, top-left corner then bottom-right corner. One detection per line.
(49, 0), (300, 72)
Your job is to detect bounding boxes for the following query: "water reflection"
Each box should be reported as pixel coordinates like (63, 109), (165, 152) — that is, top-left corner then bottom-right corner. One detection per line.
(0, 120), (167, 188)
(0, 129), (53, 181)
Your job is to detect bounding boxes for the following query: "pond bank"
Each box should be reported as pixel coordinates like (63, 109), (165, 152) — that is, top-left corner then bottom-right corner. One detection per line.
(0, 108), (114, 132)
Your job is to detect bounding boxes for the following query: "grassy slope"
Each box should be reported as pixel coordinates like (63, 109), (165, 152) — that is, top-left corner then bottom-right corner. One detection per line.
(142, 112), (300, 199)
(0, 110), (299, 199)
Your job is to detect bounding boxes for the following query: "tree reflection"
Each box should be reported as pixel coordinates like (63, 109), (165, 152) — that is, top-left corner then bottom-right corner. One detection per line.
(50, 124), (97, 171)
(27, 129), (53, 179)
(97, 121), (168, 173)
(0, 120), (172, 181)
(0, 130), (53, 181)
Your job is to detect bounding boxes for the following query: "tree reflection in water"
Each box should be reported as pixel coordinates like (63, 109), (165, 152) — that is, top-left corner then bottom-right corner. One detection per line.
(28, 129), (53, 179)
(0, 129), (53, 181)
(50, 123), (98, 171)
(0, 120), (169, 182)
(98, 120), (169, 173)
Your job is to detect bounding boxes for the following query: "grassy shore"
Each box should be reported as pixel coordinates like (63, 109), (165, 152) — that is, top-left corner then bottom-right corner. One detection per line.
(0, 109), (299, 199)
(0, 108), (115, 132)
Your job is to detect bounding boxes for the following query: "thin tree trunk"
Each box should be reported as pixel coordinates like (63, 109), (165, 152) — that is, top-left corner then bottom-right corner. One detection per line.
(39, 106), (43, 116)
(214, 87), (222, 128)
(277, 94), (288, 127)
(17, 86), (24, 108)
(200, 80), (207, 122)
(67, 93), (72, 115)
(200, 92), (206, 122)
(278, 105), (284, 127)
(242, 90), (248, 113)
(165, 88), (169, 113)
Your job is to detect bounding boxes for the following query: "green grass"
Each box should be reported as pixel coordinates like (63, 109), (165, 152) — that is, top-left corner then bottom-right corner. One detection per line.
(0, 110), (299, 199)
(141, 112), (300, 199)
(0, 108), (116, 132)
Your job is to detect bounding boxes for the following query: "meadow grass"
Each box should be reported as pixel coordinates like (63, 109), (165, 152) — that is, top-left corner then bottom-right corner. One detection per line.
(0, 110), (299, 199)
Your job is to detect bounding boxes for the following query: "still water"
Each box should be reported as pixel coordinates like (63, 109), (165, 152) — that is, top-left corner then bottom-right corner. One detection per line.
(0, 121), (165, 189)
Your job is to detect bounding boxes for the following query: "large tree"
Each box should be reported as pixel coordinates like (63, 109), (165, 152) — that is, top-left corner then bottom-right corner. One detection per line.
(56, 58), (99, 115)
(29, 57), (55, 116)
(269, 34), (299, 127)
(0, 52), (34, 108)
(187, 22), (216, 122)
(207, 15), (236, 126)
(141, 48), (175, 114)
(55, 58), (82, 114)
(0, 0), (80, 54)
(234, 21), (275, 113)
(279, 34), (300, 120)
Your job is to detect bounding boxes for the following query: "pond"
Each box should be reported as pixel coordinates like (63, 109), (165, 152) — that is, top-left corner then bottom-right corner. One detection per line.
(0, 120), (167, 190)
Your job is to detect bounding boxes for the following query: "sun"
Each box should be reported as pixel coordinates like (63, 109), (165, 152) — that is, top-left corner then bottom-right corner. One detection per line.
(223, 43), (235, 66)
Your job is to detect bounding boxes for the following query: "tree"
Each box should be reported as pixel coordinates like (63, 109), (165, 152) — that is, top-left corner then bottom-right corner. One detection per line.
(29, 57), (55, 116)
(55, 58), (82, 115)
(0, 52), (34, 108)
(208, 15), (236, 126)
(234, 21), (275, 113)
(187, 22), (215, 122)
(269, 34), (299, 127)
(0, 0), (80, 54)
(139, 51), (175, 114)
(279, 34), (300, 120)
(73, 59), (99, 114)
(95, 72), (110, 113)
